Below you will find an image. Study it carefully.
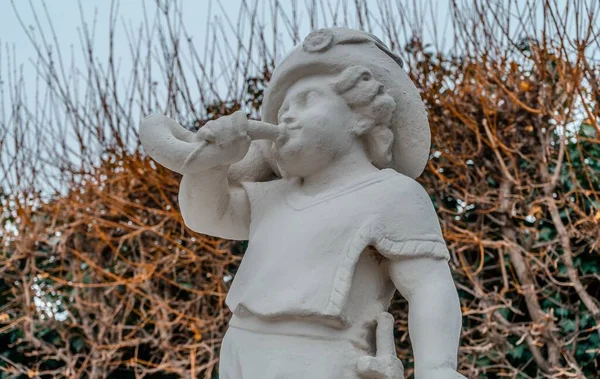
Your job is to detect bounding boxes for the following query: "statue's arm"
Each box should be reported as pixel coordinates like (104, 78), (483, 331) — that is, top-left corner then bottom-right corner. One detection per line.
(179, 168), (250, 240)
(140, 112), (280, 241)
(388, 258), (465, 379)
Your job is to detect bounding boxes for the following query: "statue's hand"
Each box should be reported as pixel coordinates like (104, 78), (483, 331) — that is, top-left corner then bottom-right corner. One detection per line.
(192, 111), (251, 166)
(139, 112), (253, 174)
(357, 313), (404, 379)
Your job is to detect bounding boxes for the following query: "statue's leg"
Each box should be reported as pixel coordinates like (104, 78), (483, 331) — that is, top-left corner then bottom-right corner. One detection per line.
(220, 326), (367, 379)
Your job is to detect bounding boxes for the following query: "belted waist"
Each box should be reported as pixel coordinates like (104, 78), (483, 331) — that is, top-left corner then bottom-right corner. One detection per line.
(228, 314), (372, 351)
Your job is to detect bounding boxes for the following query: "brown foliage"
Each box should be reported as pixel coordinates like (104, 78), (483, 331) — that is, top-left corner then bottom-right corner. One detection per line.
(6, 152), (238, 377)
(1, 1), (599, 378)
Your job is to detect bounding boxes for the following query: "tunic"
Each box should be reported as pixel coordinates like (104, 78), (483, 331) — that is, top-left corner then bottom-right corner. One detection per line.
(225, 168), (450, 348)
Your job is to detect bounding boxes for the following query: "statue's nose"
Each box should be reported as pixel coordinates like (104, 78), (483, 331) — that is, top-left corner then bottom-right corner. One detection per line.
(278, 103), (299, 124)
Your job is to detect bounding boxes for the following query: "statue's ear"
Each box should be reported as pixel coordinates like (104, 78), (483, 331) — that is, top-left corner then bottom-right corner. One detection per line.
(367, 126), (394, 168)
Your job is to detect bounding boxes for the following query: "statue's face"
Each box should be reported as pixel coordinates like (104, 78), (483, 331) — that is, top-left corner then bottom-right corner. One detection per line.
(274, 75), (356, 178)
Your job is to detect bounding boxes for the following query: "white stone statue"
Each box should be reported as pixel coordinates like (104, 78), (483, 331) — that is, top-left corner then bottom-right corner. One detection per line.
(140, 28), (465, 379)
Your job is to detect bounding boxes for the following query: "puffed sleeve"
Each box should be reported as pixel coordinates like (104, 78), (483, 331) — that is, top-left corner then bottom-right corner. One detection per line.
(372, 177), (450, 261)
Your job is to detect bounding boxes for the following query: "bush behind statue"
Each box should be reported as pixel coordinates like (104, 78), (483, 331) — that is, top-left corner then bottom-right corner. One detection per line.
(1, 1), (598, 377)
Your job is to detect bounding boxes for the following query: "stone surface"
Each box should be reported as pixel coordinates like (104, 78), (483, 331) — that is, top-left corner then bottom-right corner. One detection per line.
(140, 27), (465, 379)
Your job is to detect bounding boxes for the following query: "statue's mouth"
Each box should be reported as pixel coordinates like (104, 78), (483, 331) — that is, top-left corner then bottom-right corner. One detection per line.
(273, 123), (301, 148)
(284, 122), (301, 130)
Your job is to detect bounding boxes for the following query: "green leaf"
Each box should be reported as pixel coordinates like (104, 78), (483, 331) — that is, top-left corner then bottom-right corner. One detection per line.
(555, 307), (569, 317)
(539, 227), (554, 241)
(560, 319), (576, 332)
(71, 336), (85, 353)
(580, 123), (598, 137)
(497, 307), (511, 319)
(475, 356), (491, 367)
(508, 343), (526, 359)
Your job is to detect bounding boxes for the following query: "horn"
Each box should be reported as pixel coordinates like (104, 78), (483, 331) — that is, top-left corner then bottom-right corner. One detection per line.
(139, 114), (280, 174)
(139, 114), (201, 174)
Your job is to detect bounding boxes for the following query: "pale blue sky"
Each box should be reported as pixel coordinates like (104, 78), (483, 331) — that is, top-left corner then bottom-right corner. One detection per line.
(1, 0), (579, 106)
(1, 0), (451, 60)
(0, 0), (454, 92)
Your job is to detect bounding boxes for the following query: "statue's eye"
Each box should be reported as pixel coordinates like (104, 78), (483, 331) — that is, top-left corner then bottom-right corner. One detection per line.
(305, 91), (318, 103)
(361, 72), (371, 81)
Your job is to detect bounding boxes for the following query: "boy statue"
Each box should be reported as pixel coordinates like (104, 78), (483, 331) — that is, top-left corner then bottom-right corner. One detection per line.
(140, 28), (465, 379)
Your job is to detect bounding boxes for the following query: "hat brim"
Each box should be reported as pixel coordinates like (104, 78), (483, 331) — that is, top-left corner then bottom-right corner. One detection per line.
(261, 34), (430, 179)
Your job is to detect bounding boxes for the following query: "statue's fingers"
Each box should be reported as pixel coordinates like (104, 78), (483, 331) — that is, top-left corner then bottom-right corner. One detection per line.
(376, 312), (396, 357)
(356, 356), (387, 379)
(195, 127), (216, 142)
(231, 110), (249, 136)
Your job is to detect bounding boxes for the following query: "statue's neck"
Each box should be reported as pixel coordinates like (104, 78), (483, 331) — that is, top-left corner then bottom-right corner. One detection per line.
(298, 147), (378, 197)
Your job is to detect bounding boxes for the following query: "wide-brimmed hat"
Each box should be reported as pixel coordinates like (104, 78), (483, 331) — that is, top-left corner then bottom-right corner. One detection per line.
(261, 27), (430, 179)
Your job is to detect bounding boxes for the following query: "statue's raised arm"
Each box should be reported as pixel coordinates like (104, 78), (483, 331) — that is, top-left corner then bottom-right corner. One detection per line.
(139, 112), (280, 239)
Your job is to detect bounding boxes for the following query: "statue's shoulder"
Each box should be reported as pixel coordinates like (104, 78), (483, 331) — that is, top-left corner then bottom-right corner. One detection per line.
(379, 169), (427, 197)
(372, 170), (437, 222)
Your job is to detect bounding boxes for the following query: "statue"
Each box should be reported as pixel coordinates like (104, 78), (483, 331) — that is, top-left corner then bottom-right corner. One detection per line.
(140, 28), (465, 379)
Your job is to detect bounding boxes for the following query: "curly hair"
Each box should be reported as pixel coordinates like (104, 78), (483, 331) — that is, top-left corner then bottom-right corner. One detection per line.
(331, 65), (396, 168)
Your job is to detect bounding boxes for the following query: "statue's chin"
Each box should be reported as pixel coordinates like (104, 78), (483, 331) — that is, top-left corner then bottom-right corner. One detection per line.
(274, 140), (303, 163)
(273, 149), (313, 179)
(274, 137), (339, 179)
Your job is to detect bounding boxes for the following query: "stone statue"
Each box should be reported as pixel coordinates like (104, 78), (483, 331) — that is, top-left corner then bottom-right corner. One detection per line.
(140, 28), (465, 379)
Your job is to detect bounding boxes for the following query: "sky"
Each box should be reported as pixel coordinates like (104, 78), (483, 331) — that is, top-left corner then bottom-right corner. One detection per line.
(0, 0), (451, 58)
(2, 1), (240, 60)
(0, 0), (455, 98)
(0, 1), (263, 103)
(0, 0), (582, 108)
(2, 0), (581, 110)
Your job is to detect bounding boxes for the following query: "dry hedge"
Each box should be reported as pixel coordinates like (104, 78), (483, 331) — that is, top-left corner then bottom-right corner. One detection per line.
(1, 1), (599, 378)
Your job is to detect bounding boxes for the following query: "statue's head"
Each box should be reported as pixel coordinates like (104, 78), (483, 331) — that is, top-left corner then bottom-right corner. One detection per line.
(273, 67), (396, 177)
(262, 28), (431, 179)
